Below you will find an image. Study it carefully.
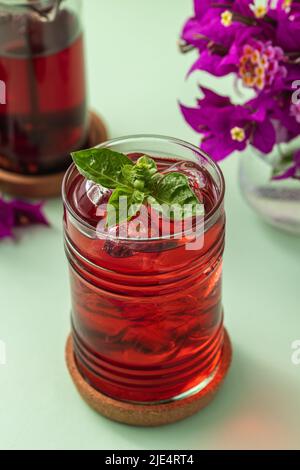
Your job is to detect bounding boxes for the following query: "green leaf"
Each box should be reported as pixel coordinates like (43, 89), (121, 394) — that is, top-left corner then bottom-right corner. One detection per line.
(136, 155), (157, 173)
(151, 172), (204, 219)
(121, 164), (135, 184)
(71, 147), (203, 227)
(271, 153), (294, 179)
(71, 148), (134, 189)
(131, 155), (158, 189)
(106, 187), (145, 227)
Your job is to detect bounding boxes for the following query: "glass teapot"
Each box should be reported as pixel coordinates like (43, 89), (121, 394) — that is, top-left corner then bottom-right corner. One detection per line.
(0, 0), (88, 176)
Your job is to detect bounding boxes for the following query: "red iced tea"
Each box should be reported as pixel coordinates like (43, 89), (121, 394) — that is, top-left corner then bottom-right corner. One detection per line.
(0, 3), (88, 174)
(63, 137), (225, 403)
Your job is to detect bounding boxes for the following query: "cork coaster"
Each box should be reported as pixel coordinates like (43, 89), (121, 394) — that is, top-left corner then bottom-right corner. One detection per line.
(0, 111), (108, 199)
(65, 330), (232, 427)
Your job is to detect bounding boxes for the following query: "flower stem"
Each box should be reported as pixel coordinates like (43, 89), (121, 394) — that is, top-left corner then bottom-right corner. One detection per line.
(178, 41), (196, 54)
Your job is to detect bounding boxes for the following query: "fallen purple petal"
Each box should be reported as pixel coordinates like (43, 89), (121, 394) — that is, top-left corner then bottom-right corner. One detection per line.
(0, 197), (15, 241)
(10, 200), (50, 227)
(0, 197), (50, 241)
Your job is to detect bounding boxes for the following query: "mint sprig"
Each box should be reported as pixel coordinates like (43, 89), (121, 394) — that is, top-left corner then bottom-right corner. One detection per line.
(71, 148), (203, 226)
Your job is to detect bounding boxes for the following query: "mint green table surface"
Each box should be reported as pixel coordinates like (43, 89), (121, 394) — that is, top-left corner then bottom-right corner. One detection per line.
(0, 0), (300, 450)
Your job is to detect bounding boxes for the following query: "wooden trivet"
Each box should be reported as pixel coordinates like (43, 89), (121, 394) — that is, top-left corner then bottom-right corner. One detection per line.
(0, 111), (108, 199)
(65, 329), (232, 427)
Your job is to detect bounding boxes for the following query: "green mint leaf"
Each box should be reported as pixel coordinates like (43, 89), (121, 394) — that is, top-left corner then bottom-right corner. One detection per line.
(131, 155), (158, 189)
(106, 187), (145, 227)
(151, 172), (204, 220)
(71, 148), (134, 189)
(121, 164), (135, 184)
(136, 155), (157, 173)
(71, 147), (203, 227)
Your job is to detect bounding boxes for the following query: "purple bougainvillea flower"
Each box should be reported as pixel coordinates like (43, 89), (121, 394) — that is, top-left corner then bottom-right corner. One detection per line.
(251, 117), (277, 154)
(222, 37), (288, 92)
(271, 2), (300, 52)
(273, 99), (300, 141)
(181, 89), (250, 160)
(181, 2), (261, 76)
(234, 0), (254, 16)
(188, 50), (235, 77)
(10, 200), (50, 228)
(193, 0), (210, 19)
(193, 0), (254, 20)
(182, 11), (244, 53)
(0, 197), (14, 240)
(276, 12), (300, 52)
(180, 87), (277, 160)
(180, 0), (300, 180)
(193, 0), (229, 19)
(0, 197), (49, 241)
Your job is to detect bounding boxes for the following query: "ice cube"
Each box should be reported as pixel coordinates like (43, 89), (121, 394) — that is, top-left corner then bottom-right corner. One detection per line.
(162, 161), (207, 195)
(103, 240), (134, 258)
(85, 180), (111, 206)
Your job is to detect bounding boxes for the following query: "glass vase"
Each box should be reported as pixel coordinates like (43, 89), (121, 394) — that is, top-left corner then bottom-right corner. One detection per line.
(239, 141), (300, 235)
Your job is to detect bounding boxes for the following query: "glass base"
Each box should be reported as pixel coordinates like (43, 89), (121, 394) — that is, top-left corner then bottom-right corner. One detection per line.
(119, 367), (219, 406)
(66, 331), (232, 426)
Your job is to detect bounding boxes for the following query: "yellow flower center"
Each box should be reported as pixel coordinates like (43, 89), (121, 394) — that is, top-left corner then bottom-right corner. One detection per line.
(221, 10), (233, 27)
(239, 45), (267, 90)
(231, 127), (246, 142)
(254, 6), (267, 18)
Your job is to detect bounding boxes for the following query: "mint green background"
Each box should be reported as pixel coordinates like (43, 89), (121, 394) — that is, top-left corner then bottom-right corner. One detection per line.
(0, 0), (300, 450)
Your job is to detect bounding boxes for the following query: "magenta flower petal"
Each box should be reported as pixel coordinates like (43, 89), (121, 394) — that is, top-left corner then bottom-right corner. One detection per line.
(182, 18), (208, 51)
(273, 168), (296, 180)
(0, 197), (15, 241)
(247, 95), (276, 123)
(276, 10), (300, 52)
(180, 88), (254, 161)
(198, 87), (232, 107)
(193, 1), (220, 19)
(10, 200), (50, 228)
(201, 134), (247, 161)
(188, 50), (235, 77)
(252, 119), (276, 154)
(0, 197), (50, 241)
(234, 0), (253, 16)
(0, 223), (14, 241)
(180, 104), (205, 133)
